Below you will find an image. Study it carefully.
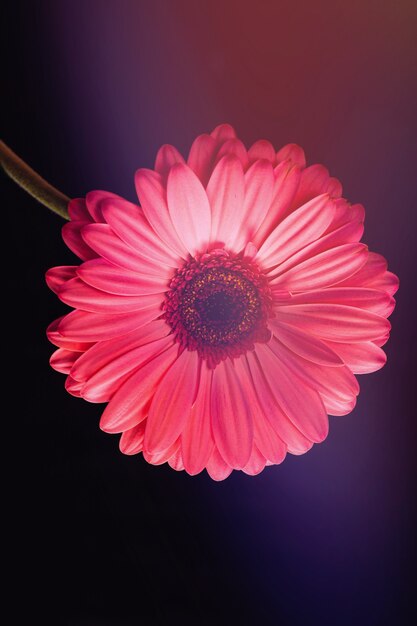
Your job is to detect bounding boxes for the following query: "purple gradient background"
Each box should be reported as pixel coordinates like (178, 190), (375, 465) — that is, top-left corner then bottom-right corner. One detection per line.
(3, 1), (416, 624)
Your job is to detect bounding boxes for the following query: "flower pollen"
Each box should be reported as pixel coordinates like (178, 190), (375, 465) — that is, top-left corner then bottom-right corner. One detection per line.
(163, 249), (272, 366)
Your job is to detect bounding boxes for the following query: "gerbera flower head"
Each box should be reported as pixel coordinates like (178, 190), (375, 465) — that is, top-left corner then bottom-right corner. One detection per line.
(46, 124), (399, 480)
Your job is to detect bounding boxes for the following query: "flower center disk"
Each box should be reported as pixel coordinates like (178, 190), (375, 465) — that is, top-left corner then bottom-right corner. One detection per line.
(163, 250), (272, 366)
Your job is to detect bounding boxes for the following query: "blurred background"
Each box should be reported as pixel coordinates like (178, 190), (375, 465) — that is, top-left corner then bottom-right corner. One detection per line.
(2, 1), (416, 624)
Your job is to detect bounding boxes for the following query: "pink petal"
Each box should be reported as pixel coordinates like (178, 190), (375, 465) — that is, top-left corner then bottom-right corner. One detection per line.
(181, 361), (214, 476)
(235, 356), (287, 464)
(206, 155), (245, 246)
(253, 417), (287, 465)
(143, 439), (180, 466)
(270, 286), (293, 302)
(291, 164), (342, 210)
(81, 223), (171, 276)
(268, 216), (365, 281)
(242, 446), (267, 476)
(257, 194), (335, 268)
(276, 143), (306, 168)
(325, 216), (365, 245)
(57, 309), (161, 342)
(253, 161), (302, 246)
(206, 448), (233, 481)
(101, 198), (180, 268)
(268, 337), (359, 403)
(270, 243), (368, 291)
(58, 277), (163, 314)
(324, 340), (387, 374)
(168, 448), (185, 472)
(336, 252), (392, 288)
(167, 163), (211, 256)
(45, 266), (77, 294)
(65, 376), (83, 397)
(287, 445), (314, 457)
(320, 394), (357, 416)
(215, 138), (249, 170)
(274, 302), (390, 342)
(286, 287), (395, 317)
(269, 319), (343, 366)
(154, 144), (185, 179)
(243, 242), (258, 260)
(46, 316), (94, 352)
(71, 319), (169, 382)
(373, 333), (390, 348)
(83, 370), (141, 405)
(187, 133), (218, 187)
(326, 178), (343, 198)
(47, 318), (91, 351)
(62, 221), (97, 261)
(210, 123), (236, 142)
(83, 336), (174, 403)
(248, 140), (276, 163)
(246, 349), (314, 453)
(365, 271), (399, 296)
(327, 200), (365, 233)
(50, 348), (82, 374)
(77, 259), (169, 296)
(86, 190), (121, 222)
(256, 343), (329, 442)
(231, 160), (275, 252)
(68, 198), (90, 222)
(135, 169), (187, 258)
(145, 349), (200, 453)
(119, 421), (147, 455)
(211, 359), (254, 469)
(100, 344), (178, 434)
(324, 200), (361, 235)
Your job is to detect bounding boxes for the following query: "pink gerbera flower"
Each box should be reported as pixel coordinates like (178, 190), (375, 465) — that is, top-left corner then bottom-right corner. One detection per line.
(46, 124), (399, 480)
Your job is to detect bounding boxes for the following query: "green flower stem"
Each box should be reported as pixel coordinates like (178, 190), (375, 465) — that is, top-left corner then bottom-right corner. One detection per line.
(0, 139), (70, 220)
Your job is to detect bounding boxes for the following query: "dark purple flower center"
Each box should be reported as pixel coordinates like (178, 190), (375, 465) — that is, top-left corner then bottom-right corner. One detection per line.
(199, 290), (244, 323)
(163, 250), (272, 367)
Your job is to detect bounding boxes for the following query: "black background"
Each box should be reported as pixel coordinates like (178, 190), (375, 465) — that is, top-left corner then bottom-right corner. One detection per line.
(2, 2), (416, 625)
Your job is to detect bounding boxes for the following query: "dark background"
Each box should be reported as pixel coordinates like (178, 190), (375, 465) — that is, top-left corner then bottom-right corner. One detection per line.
(3, 1), (416, 624)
